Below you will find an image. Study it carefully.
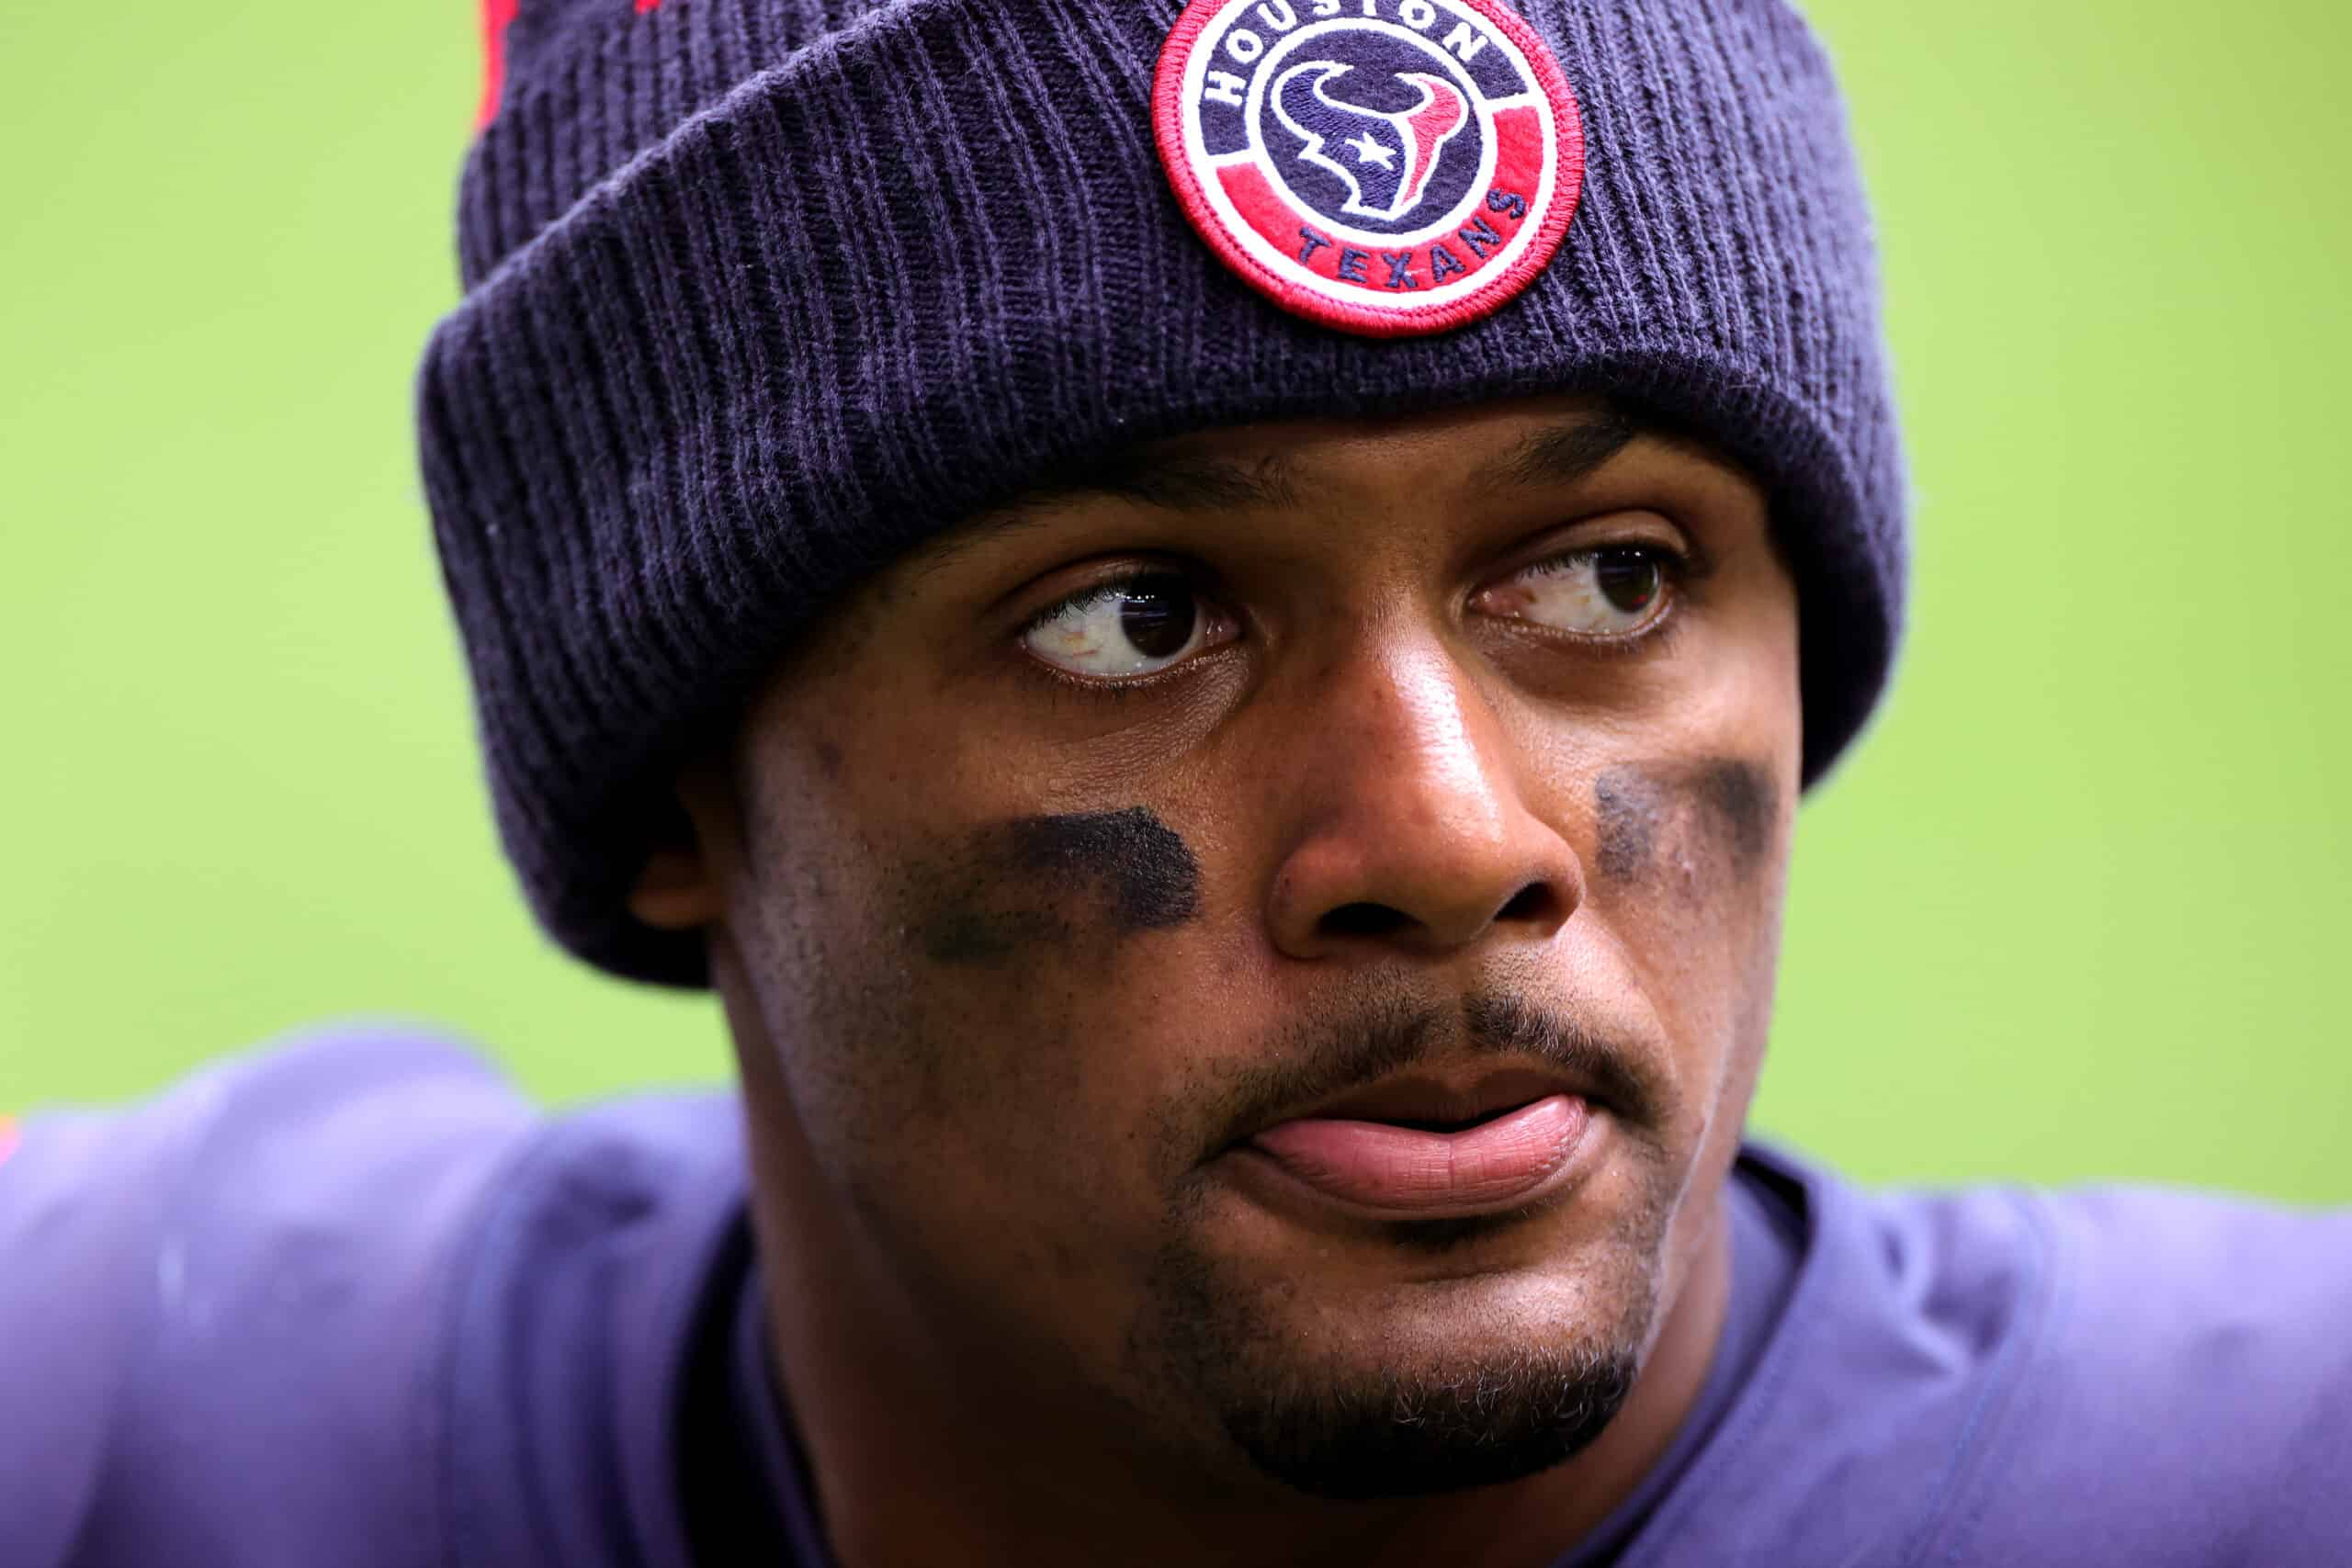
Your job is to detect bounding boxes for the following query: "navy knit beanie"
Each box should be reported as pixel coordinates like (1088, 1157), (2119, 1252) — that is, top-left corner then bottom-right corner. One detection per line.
(418, 0), (1905, 987)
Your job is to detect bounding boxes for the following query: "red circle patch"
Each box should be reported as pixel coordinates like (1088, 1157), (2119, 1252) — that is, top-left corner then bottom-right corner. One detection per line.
(1153, 0), (1585, 337)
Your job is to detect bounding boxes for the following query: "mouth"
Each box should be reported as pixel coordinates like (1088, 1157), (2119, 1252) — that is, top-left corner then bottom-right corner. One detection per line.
(1224, 1065), (1609, 1223)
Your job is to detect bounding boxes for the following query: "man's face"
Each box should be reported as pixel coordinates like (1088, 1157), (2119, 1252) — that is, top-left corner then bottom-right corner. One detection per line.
(677, 394), (1799, 1502)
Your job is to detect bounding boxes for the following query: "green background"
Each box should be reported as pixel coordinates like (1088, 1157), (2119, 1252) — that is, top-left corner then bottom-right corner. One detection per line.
(4, 2), (2345, 1200)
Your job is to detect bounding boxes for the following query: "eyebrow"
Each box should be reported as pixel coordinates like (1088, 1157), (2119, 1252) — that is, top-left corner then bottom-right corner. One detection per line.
(1473, 405), (1643, 496)
(1042, 448), (1306, 513)
(922, 405), (1648, 577)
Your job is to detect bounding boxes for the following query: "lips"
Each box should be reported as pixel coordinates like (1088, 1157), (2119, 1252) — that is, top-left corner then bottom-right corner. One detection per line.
(1233, 1066), (1604, 1221)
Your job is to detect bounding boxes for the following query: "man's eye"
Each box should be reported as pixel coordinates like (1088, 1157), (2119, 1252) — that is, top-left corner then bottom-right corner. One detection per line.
(1477, 546), (1676, 636)
(1020, 572), (1233, 679)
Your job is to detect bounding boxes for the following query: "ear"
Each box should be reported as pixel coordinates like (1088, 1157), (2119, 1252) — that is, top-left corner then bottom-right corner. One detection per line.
(628, 842), (721, 931)
(627, 761), (735, 931)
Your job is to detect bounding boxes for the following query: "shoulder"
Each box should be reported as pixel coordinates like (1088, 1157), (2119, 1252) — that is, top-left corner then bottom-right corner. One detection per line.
(1666, 1154), (2352, 1567)
(437, 1087), (750, 1568)
(0, 1027), (540, 1568)
(1864, 1177), (2352, 1565)
(1952, 1184), (2352, 1564)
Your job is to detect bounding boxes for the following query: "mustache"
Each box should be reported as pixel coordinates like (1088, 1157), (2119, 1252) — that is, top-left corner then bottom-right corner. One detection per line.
(1190, 988), (1669, 1165)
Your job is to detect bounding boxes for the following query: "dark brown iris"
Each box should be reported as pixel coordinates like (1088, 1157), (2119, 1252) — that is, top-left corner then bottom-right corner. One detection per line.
(1593, 548), (1661, 615)
(1118, 576), (1198, 660)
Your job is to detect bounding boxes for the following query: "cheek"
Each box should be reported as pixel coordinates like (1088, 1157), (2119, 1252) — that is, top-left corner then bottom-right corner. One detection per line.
(741, 796), (1216, 1210)
(906, 809), (1204, 967)
(1592, 759), (1778, 896)
(1584, 757), (1791, 1043)
(891, 812), (1213, 1190)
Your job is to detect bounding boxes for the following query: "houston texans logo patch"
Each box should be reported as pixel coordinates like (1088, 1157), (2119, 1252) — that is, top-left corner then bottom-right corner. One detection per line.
(1154, 0), (1584, 336)
(1273, 62), (1468, 221)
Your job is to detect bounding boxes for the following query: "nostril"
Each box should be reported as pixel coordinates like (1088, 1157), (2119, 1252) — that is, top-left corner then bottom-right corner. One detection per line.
(1318, 901), (1414, 939)
(1496, 883), (1559, 923)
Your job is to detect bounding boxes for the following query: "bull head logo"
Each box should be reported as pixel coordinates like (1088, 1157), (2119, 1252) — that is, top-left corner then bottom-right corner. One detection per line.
(1271, 61), (1470, 224)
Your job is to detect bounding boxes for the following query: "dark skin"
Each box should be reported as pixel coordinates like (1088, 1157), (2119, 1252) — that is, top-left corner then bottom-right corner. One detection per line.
(635, 392), (1801, 1567)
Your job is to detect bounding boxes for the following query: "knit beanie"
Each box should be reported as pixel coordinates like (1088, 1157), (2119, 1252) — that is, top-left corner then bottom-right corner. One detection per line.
(418, 0), (1905, 987)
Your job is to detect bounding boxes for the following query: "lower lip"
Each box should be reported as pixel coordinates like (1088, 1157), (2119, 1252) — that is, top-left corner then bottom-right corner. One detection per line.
(1241, 1094), (1592, 1220)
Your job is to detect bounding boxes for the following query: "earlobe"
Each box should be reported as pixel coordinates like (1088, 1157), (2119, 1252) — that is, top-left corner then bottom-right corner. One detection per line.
(628, 771), (734, 931)
(628, 846), (723, 931)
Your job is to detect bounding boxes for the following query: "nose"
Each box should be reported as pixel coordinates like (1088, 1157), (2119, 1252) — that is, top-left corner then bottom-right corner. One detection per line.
(1263, 636), (1583, 961)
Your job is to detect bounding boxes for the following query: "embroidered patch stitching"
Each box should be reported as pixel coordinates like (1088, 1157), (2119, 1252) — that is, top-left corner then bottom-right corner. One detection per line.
(1153, 0), (1585, 337)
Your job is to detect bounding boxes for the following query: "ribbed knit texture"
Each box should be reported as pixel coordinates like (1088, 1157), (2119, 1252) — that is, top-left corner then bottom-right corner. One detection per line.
(419, 0), (1905, 986)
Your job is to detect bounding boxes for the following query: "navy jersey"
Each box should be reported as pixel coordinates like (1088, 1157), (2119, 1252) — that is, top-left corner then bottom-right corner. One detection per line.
(6, 1030), (2349, 1565)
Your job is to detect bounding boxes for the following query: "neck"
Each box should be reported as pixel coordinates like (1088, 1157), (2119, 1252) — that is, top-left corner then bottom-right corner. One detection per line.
(735, 1038), (1735, 1568)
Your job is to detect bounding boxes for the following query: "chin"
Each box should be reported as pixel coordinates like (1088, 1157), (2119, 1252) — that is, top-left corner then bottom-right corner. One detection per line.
(1132, 1237), (1662, 1501)
(1226, 1336), (1644, 1500)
